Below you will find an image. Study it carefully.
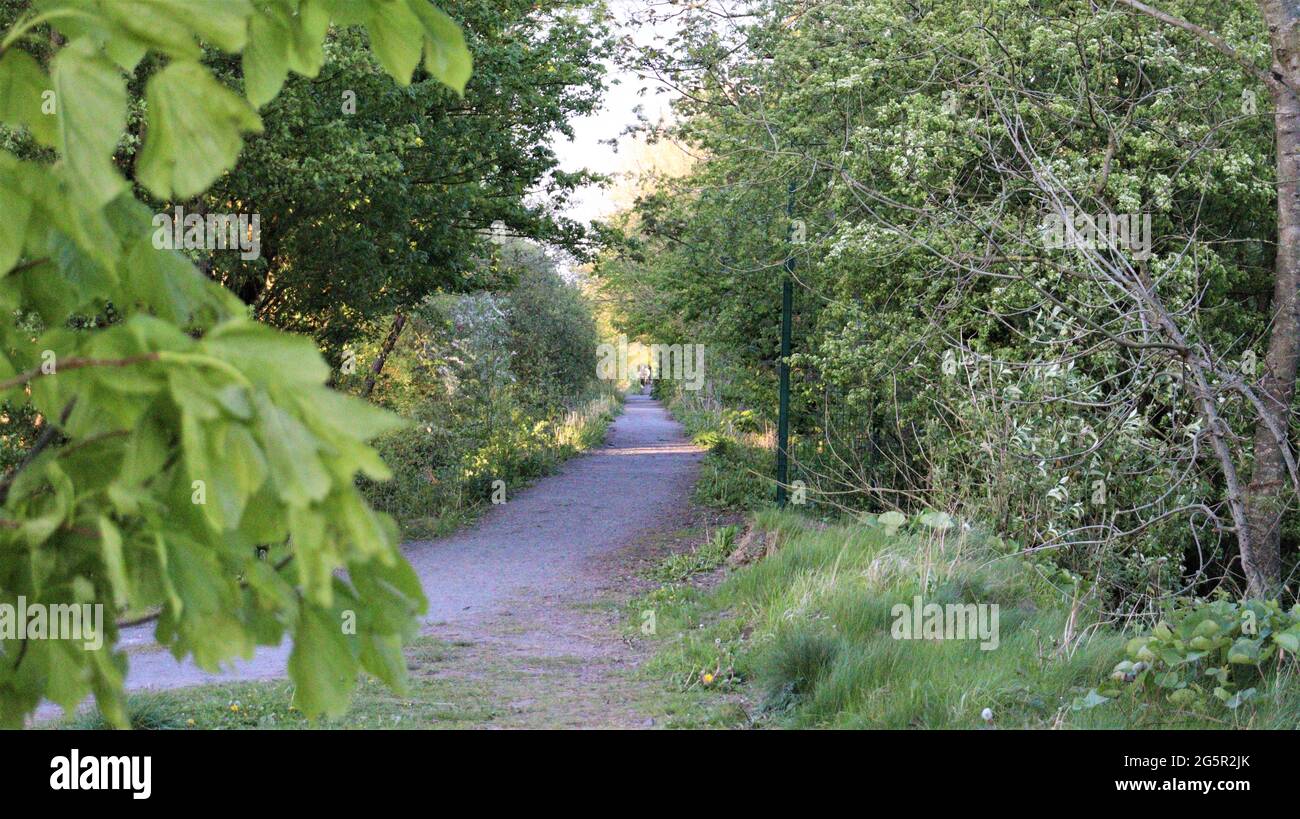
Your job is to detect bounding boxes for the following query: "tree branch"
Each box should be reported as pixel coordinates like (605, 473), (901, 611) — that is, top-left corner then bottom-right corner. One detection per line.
(1114, 0), (1283, 92)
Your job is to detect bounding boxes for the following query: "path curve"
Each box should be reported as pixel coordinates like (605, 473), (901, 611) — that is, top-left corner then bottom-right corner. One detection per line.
(77, 394), (702, 699)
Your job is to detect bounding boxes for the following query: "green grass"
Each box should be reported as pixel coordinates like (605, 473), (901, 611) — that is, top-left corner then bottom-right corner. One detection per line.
(55, 636), (659, 730)
(55, 638), (501, 730)
(632, 510), (1300, 729)
(645, 525), (738, 584)
(669, 401), (773, 511)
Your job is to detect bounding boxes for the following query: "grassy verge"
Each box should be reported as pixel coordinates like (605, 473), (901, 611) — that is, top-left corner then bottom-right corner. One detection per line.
(666, 394), (773, 511)
(630, 510), (1300, 728)
(644, 386), (1300, 729)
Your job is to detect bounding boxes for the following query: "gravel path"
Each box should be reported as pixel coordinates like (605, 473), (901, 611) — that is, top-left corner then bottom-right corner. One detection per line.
(71, 394), (703, 700)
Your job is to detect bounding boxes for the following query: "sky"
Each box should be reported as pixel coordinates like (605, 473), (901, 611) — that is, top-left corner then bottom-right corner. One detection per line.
(550, 0), (680, 227)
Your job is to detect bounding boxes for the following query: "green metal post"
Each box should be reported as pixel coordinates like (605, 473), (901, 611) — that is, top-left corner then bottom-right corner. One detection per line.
(776, 183), (794, 507)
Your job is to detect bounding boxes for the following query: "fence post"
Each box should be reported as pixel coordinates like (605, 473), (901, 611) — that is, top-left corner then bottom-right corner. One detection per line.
(776, 182), (795, 507)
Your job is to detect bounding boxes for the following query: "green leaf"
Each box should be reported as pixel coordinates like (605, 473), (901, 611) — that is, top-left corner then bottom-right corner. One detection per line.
(1224, 687), (1257, 710)
(1275, 623), (1300, 652)
(0, 49), (57, 146)
(156, 533), (253, 669)
(255, 393), (331, 507)
(203, 320), (330, 387)
(288, 604), (358, 718)
(0, 184), (31, 275)
(1193, 618), (1221, 639)
(919, 510), (953, 530)
(879, 510), (906, 536)
(99, 0), (254, 57)
(317, 0), (372, 26)
(359, 631), (408, 691)
(97, 516), (130, 608)
(51, 39), (128, 206)
(287, 1), (331, 74)
(243, 4), (293, 107)
(406, 0), (473, 94)
(1071, 688), (1110, 710)
(367, 0), (425, 84)
(1227, 637), (1261, 665)
(137, 61), (263, 200)
(210, 423), (268, 528)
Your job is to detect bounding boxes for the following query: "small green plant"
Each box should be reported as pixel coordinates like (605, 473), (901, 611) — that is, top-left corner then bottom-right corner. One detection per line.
(1087, 598), (1300, 711)
(722, 408), (760, 433)
(878, 511), (907, 536)
(647, 526), (738, 584)
(691, 429), (727, 451)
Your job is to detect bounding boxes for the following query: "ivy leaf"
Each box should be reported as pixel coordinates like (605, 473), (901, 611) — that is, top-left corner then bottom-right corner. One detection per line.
(1227, 637), (1261, 665)
(137, 61), (263, 200)
(879, 510), (906, 536)
(919, 510), (953, 530)
(1070, 688), (1110, 710)
(51, 39), (128, 207)
(1275, 631), (1299, 653)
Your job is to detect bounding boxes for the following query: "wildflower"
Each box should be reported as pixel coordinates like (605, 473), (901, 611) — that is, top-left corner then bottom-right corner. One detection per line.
(980, 707), (993, 723)
(701, 672), (715, 686)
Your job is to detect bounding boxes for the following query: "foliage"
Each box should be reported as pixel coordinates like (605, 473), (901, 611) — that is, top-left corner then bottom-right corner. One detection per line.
(1090, 597), (1300, 712)
(670, 390), (773, 510)
(597, 0), (1281, 605)
(505, 253), (600, 407)
(196, 2), (613, 363)
(347, 247), (611, 537)
(0, 0), (470, 727)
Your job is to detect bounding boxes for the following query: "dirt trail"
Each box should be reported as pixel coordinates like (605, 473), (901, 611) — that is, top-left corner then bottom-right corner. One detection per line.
(43, 394), (704, 725)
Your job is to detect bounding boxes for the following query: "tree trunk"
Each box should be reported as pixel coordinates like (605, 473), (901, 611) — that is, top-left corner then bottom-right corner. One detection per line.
(1242, 1), (1300, 598)
(361, 312), (407, 398)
